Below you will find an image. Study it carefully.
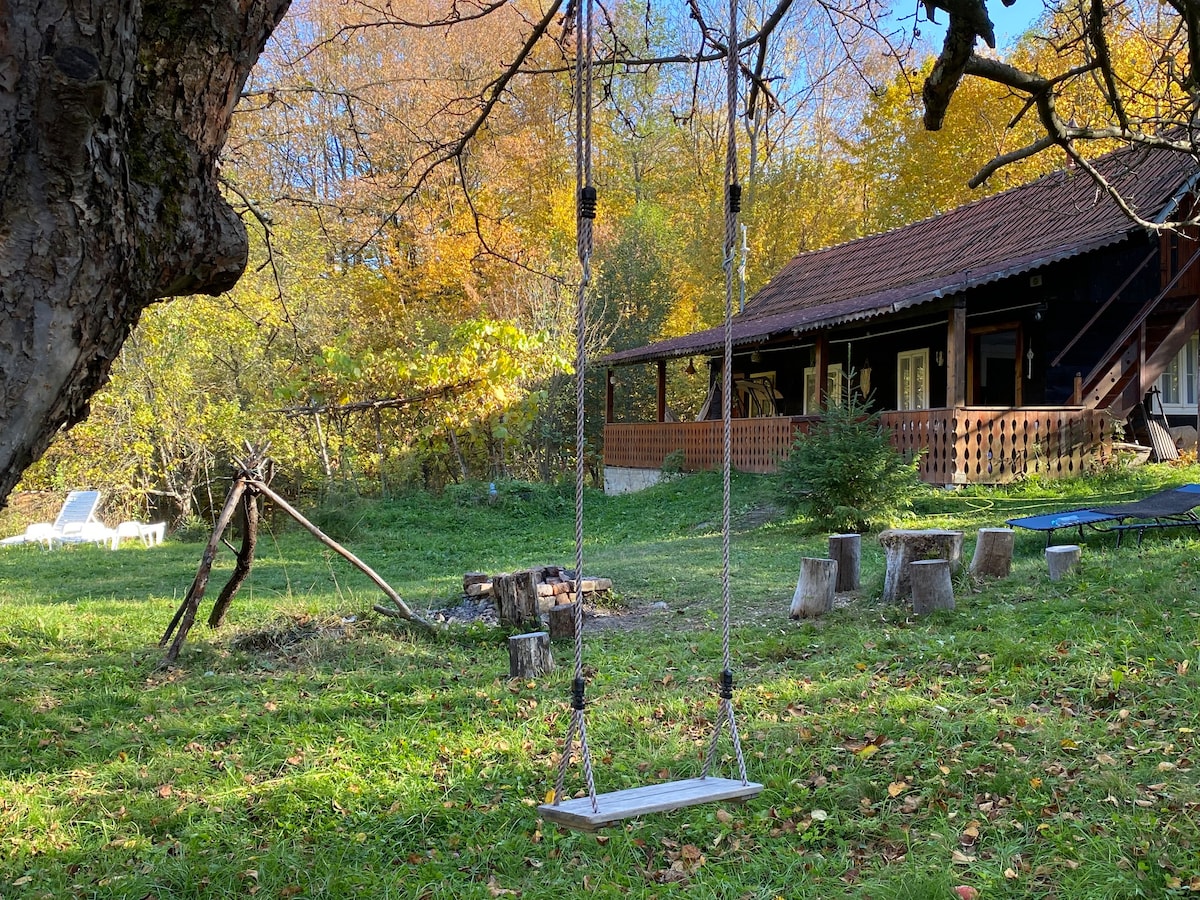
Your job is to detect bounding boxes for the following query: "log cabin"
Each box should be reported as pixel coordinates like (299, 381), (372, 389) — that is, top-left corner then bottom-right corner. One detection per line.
(601, 143), (1200, 492)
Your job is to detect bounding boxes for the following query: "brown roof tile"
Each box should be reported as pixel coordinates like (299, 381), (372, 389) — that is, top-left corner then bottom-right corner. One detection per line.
(604, 143), (1200, 366)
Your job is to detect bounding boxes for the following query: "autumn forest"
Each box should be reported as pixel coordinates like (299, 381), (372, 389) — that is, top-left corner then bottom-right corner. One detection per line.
(18, 0), (1182, 524)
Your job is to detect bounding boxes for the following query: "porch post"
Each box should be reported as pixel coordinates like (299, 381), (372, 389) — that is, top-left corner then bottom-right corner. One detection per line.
(605, 368), (615, 424)
(815, 334), (830, 405)
(656, 359), (667, 423)
(946, 300), (966, 408)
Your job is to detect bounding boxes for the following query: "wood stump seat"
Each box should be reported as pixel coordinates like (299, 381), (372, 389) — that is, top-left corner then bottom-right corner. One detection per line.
(878, 529), (964, 603)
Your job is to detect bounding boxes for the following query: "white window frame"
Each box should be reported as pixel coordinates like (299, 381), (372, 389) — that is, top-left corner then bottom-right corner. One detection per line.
(897, 349), (930, 411)
(803, 364), (845, 413)
(1158, 332), (1199, 413)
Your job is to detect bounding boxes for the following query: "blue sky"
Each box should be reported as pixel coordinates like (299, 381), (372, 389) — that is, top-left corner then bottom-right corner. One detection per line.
(990, 0), (1041, 48)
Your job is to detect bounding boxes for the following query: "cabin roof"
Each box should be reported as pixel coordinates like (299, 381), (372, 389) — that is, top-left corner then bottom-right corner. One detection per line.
(604, 143), (1200, 366)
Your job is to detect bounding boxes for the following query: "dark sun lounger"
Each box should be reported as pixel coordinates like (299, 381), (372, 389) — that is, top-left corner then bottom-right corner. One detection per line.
(1007, 484), (1200, 547)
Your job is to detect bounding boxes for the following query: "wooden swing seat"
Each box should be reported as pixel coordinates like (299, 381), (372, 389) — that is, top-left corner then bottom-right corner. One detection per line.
(538, 776), (763, 830)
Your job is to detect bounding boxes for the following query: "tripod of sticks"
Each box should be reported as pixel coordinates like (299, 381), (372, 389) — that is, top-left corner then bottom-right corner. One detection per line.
(159, 444), (431, 664)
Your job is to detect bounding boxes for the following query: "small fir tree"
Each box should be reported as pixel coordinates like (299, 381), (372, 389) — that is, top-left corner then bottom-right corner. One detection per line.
(779, 391), (921, 533)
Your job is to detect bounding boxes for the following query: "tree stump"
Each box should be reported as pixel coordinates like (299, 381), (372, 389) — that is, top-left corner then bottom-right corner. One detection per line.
(1046, 544), (1081, 581)
(879, 529), (964, 603)
(790, 557), (838, 619)
(970, 528), (1015, 579)
(494, 569), (540, 626)
(508, 631), (554, 678)
(547, 602), (577, 642)
(910, 559), (955, 614)
(828, 533), (861, 592)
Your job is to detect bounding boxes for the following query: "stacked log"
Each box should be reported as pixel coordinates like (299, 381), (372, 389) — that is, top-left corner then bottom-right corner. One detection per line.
(463, 565), (614, 627)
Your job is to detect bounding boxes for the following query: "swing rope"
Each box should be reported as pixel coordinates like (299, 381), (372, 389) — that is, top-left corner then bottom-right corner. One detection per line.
(701, 0), (749, 785)
(551, 0), (599, 812)
(548, 0), (751, 818)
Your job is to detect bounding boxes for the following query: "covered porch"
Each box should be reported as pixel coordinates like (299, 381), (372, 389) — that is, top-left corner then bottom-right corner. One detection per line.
(603, 406), (1116, 490)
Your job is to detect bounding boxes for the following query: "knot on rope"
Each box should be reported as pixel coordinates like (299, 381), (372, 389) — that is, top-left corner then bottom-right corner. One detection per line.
(579, 185), (598, 220)
(727, 183), (742, 215)
(719, 668), (735, 700)
(571, 676), (587, 710)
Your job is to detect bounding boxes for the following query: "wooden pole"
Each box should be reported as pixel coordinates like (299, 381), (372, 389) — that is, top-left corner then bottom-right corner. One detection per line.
(160, 478), (248, 661)
(208, 489), (260, 629)
(790, 557), (837, 619)
(910, 559), (955, 614)
(947, 300), (966, 407)
(827, 534), (861, 591)
(248, 479), (432, 630)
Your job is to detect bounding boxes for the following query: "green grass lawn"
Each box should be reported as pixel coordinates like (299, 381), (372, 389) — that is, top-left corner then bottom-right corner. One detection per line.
(2, 468), (1200, 899)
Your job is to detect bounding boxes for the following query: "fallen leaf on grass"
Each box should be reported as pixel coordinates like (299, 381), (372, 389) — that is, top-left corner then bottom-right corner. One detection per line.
(486, 875), (519, 896)
(951, 850), (976, 864)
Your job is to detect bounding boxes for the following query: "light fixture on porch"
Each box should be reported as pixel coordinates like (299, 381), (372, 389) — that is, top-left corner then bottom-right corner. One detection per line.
(685, 358), (697, 376)
(935, 350), (945, 367)
(751, 349), (763, 363)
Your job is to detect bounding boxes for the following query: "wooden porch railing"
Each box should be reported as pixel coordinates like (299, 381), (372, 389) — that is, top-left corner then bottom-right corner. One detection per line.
(603, 417), (818, 475)
(603, 407), (1115, 485)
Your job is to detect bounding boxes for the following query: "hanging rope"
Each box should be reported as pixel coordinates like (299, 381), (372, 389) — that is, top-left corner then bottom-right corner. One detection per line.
(552, 0), (599, 812)
(701, 0), (749, 786)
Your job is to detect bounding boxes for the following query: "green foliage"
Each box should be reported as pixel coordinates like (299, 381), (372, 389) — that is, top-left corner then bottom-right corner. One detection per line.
(779, 393), (922, 532)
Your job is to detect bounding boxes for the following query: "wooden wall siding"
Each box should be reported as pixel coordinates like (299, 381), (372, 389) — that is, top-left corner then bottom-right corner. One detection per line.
(605, 408), (1112, 485)
(1162, 227), (1200, 298)
(603, 417), (816, 474)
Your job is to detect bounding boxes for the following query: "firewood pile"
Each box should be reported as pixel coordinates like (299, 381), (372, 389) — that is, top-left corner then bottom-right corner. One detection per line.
(462, 565), (613, 628)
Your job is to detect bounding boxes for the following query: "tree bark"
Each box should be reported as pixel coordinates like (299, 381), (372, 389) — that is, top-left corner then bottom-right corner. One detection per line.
(494, 569), (541, 627)
(828, 533), (861, 592)
(1046, 545), (1081, 581)
(970, 528), (1015, 579)
(0, 0), (292, 507)
(879, 529), (964, 603)
(790, 557), (837, 619)
(910, 559), (956, 615)
(508, 631), (554, 678)
(208, 488), (260, 628)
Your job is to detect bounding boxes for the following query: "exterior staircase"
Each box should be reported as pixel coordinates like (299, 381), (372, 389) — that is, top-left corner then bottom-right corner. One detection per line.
(1075, 231), (1200, 420)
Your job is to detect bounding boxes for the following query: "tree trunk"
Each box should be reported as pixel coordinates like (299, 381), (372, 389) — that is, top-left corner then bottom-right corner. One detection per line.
(1046, 545), (1081, 581)
(494, 569), (541, 627)
(828, 533), (861, 592)
(910, 559), (955, 615)
(508, 631), (554, 678)
(0, 0), (292, 507)
(879, 529), (964, 603)
(970, 528), (1015, 579)
(790, 557), (837, 619)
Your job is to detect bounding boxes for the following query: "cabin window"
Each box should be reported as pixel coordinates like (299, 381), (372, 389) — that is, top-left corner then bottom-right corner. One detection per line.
(1159, 332), (1199, 412)
(897, 349), (929, 411)
(803, 364), (844, 413)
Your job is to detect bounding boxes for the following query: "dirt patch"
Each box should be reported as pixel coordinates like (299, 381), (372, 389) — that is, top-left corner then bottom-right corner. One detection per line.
(229, 614), (358, 654)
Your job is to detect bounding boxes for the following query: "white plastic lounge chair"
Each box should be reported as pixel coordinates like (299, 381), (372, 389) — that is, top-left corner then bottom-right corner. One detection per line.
(54, 520), (117, 549)
(0, 522), (56, 548)
(112, 521), (167, 549)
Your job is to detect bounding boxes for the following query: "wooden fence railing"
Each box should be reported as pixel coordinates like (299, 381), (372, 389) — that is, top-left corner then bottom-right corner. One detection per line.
(604, 407), (1115, 485)
(602, 417), (818, 475)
